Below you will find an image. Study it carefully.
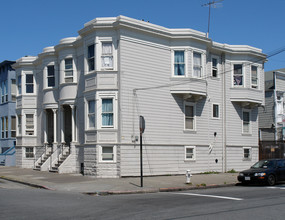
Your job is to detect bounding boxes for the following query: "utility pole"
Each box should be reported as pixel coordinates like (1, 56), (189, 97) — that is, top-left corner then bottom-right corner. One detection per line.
(202, 0), (224, 38)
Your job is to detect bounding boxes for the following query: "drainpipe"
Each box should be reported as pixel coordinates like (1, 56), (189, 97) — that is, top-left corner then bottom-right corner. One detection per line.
(222, 53), (227, 173)
(273, 71), (277, 143)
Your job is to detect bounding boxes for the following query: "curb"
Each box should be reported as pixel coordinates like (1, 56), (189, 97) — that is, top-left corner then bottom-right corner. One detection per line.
(84, 183), (238, 196)
(0, 176), (53, 190)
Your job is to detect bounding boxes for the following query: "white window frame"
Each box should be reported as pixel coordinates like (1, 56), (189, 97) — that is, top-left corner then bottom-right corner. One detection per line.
(97, 92), (118, 129)
(185, 146), (196, 161)
(212, 103), (220, 119)
(243, 147), (252, 160)
(184, 101), (196, 131)
(99, 145), (117, 163)
(11, 116), (16, 138)
(242, 109), (251, 134)
(24, 147), (34, 159)
(211, 55), (219, 78)
(251, 65), (258, 89)
(233, 63), (244, 87)
(173, 50), (186, 77)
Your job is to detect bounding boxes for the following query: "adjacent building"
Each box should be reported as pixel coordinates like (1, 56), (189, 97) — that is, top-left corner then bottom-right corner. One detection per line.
(259, 68), (285, 159)
(13, 16), (266, 177)
(0, 60), (16, 166)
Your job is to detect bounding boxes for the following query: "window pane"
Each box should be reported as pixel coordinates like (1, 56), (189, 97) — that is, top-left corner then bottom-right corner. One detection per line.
(102, 146), (114, 161)
(65, 58), (73, 70)
(88, 44), (95, 58)
(234, 64), (242, 75)
(213, 104), (219, 118)
(26, 74), (33, 83)
(185, 118), (194, 129)
(48, 77), (55, 87)
(185, 106), (193, 117)
(26, 85), (34, 93)
(102, 43), (112, 54)
(47, 66), (55, 76)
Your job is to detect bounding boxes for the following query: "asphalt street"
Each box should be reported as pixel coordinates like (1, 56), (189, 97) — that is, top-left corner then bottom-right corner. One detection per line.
(1, 181), (285, 220)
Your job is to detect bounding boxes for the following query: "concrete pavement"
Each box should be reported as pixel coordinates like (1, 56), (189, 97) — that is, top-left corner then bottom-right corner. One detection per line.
(0, 167), (239, 195)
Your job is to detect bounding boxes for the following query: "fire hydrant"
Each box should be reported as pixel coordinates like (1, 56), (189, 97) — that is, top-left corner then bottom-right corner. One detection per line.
(186, 170), (192, 184)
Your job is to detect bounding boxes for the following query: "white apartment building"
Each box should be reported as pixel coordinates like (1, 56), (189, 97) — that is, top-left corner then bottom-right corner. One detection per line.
(13, 16), (266, 177)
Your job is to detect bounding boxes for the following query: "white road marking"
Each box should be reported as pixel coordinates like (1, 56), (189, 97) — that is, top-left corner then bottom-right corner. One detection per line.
(174, 192), (243, 201)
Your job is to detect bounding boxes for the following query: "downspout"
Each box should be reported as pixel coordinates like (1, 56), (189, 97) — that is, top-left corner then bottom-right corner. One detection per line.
(222, 53), (227, 173)
(273, 71), (277, 143)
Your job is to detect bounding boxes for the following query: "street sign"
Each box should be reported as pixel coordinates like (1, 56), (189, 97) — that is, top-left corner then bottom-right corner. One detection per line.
(140, 116), (145, 134)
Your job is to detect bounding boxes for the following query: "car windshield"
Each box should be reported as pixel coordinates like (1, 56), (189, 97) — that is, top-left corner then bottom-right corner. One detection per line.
(251, 160), (275, 169)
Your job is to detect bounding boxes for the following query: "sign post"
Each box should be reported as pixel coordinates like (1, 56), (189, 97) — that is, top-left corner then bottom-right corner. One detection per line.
(139, 116), (145, 187)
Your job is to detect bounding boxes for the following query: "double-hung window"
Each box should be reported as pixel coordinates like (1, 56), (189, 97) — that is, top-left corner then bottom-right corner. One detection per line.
(185, 102), (195, 130)
(18, 75), (22, 95)
(101, 42), (113, 69)
(99, 146), (116, 162)
(26, 74), (34, 93)
(64, 58), (73, 83)
(233, 64), (243, 86)
(1, 117), (4, 138)
(18, 115), (22, 135)
(1, 81), (7, 102)
(47, 65), (55, 87)
(193, 52), (202, 77)
(251, 66), (258, 89)
(25, 147), (34, 158)
(243, 147), (251, 160)
(11, 116), (16, 137)
(102, 98), (113, 127)
(88, 100), (96, 129)
(26, 114), (34, 135)
(174, 51), (185, 76)
(242, 110), (250, 134)
(5, 117), (8, 138)
(11, 79), (16, 101)
(185, 146), (196, 160)
(88, 44), (95, 71)
(212, 57), (218, 77)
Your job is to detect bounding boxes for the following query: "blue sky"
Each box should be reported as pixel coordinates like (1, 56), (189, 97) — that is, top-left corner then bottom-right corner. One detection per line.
(1, 0), (284, 71)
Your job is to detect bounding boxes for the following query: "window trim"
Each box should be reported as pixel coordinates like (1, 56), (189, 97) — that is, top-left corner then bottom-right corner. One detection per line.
(47, 65), (55, 88)
(25, 113), (35, 136)
(173, 50), (186, 77)
(243, 147), (252, 160)
(184, 101), (196, 131)
(185, 146), (196, 161)
(242, 109), (251, 134)
(99, 145), (117, 163)
(25, 73), (34, 94)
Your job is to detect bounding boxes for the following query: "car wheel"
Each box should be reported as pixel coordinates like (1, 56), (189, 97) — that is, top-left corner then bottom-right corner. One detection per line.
(267, 174), (276, 186)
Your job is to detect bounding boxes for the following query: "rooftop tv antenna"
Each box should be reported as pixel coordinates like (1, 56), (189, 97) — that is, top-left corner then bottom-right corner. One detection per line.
(202, 0), (224, 38)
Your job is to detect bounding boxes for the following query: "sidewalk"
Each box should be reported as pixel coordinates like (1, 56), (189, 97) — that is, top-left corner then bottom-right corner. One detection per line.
(0, 167), (239, 195)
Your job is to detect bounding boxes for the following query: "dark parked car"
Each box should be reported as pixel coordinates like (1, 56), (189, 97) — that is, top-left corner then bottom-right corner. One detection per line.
(237, 159), (285, 186)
